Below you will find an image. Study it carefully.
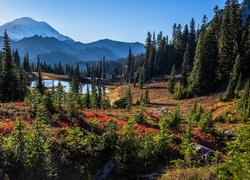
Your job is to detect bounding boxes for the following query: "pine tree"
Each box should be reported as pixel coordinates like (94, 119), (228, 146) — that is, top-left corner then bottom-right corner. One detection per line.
(188, 16), (207, 96)
(139, 68), (144, 89)
(102, 56), (106, 79)
(29, 104), (51, 178)
(143, 32), (152, 82)
(23, 53), (31, 72)
(126, 48), (133, 83)
(237, 80), (250, 122)
(18, 64), (27, 100)
(13, 49), (21, 67)
(125, 84), (132, 110)
(12, 118), (27, 166)
(219, 0), (241, 80)
(2, 30), (18, 101)
(84, 84), (91, 109)
(240, 16), (250, 78)
(223, 54), (242, 101)
(167, 65), (176, 93)
(181, 43), (191, 87)
(70, 69), (80, 94)
(36, 66), (45, 94)
(52, 81), (64, 110)
(149, 32), (156, 76)
(188, 18), (196, 67)
(202, 7), (220, 91)
(91, 83), (98, 109)
(143, 85), (150, 104)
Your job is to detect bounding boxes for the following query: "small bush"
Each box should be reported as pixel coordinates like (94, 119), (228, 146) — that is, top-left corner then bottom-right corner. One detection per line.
(173, 84), (188, 100)
(113, 97), (127, 109)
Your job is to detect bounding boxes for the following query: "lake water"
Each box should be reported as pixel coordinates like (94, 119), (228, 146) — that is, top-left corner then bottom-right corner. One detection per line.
(30, 80), (107, 94)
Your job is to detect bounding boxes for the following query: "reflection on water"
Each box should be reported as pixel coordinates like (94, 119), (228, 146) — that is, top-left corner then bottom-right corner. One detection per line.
(30, 80), (108, 94)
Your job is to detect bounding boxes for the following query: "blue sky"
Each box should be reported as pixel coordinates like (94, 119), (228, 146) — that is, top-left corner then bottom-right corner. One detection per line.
(0, 0), (244, 43)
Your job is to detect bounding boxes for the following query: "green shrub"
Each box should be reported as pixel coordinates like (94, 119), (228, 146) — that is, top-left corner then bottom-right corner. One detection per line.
(173, 84), (188, 100)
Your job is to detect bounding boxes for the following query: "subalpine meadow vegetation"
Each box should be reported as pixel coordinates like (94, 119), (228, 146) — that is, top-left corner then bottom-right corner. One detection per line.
(0, 0), (250, 179)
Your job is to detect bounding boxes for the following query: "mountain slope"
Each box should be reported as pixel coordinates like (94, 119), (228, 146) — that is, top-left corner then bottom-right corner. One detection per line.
(0, 17), (72, 41)
(0, 17), (145, 63)
(0, 35), (144, 63)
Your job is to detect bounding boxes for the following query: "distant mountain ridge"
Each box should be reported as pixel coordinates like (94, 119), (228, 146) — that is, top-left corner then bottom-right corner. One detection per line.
(0, 17), (145, 64)
(0, 17), (72, 41)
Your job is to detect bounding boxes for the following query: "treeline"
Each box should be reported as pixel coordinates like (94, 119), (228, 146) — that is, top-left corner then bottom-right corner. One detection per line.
(0, 31), (27, 102)
(124, 0), (250, 98)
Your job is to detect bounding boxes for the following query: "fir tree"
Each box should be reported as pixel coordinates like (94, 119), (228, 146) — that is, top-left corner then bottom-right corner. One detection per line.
(202, 7), (220, 91)
(237, 80), (250, 121)
(181, 43), (191, 87)
(143, 85), (150, 104)
(23, 53), (31, 72)
(125, 84), (132, 110)
(18, 64), (27, 100)
(219, 0), (241, 80)
(52, 81), (64, 110)
(36, 66), (45, 94)
(188, 18), (196, 67)
(240, 16), (250, 78)
(2, 30), (18, 101)
(223, 54), (242, 101)
(167, 65), (176, 93)
(126, 48), (134, 83)
(13, 49), (21, 67)
(143, 32), (152, 82)
(84, 84), (91, 109)
(188, 16), (208, 96)
(70, 69), (80, 94)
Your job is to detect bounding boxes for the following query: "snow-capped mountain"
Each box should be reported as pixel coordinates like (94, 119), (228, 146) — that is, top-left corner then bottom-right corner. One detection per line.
(0, 17), (145, 63)
(0, 17), (72, 41)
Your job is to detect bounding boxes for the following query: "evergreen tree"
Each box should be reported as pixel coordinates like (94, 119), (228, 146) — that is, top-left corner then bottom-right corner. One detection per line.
(223, 54), (242, 101)
(84, 84), (91, 109)
(167, 65), (176, 93)
(52, 81), (64, 110)
(143, 85), (150, 104)
(188, 16), (208, 96)
(240, 16), (250, 78)
(202, 7), (220, 91)
(139, 68), (144, 89)
(18, 64), (27, 100)
(70, 69), (80, 94)
(36, 66), (45, 94)
(126, 48), (134, 83)
(219, 0), (241, 80)
(181, 43), (191, 87)
(102, 56), (106, 79)
(143, 32), (152, 82)
(12, 118), (27, 166)
(237, 80), (250, 122)
(217, 124), (250, 179)
(2, 30), (18, 101)
(13, 49), (21, 67)
(29, 104), (52, 178)
(149, 32), (156, 76)
(188, 18), (197, 67)
(125, 84), (132, 110)
(90, 83), (98, 109)
(23, 53), (31, 72)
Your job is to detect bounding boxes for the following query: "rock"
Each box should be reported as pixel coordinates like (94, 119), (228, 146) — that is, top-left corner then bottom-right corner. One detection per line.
(140, 173), (161, 180)
(194, 143), (214, 164)
(95, 161), (114, 180)
(160, 107), (168, 114)
(224, 130), (236, 140)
